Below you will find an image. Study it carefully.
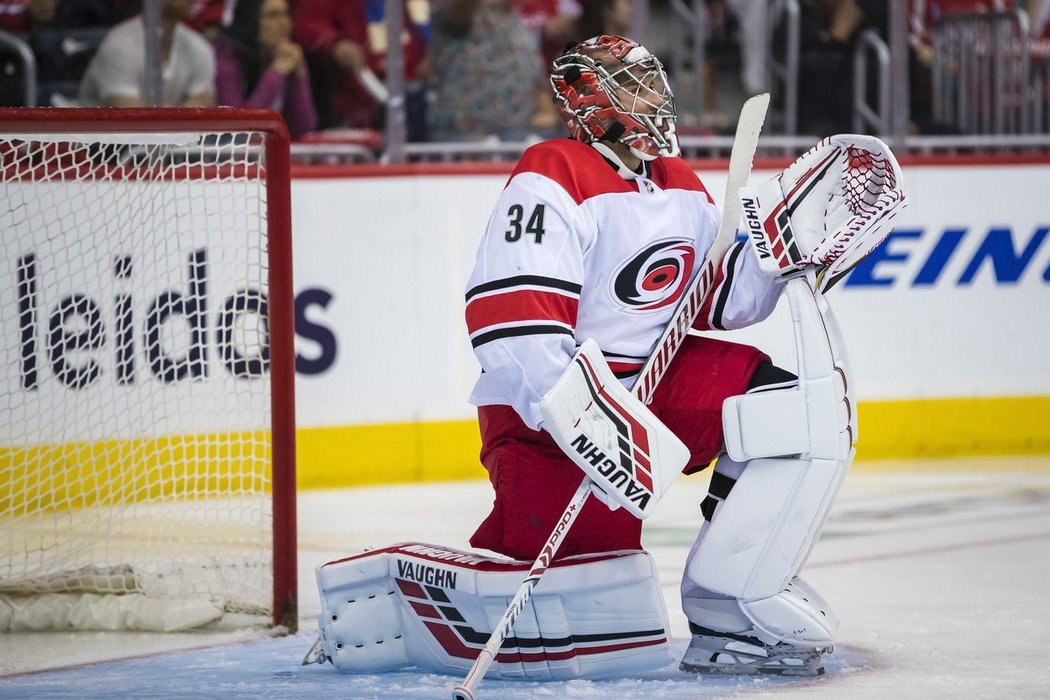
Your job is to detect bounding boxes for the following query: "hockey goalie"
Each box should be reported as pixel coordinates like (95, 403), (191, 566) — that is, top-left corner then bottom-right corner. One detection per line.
(306, 34), (907, 686)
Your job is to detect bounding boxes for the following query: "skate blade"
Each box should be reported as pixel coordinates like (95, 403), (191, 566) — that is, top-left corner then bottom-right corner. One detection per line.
(679, 660), (825, 677)
(302, 634), (328, 666)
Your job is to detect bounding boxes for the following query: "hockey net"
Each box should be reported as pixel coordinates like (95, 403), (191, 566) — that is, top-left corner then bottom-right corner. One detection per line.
(0, 109), (296, 633)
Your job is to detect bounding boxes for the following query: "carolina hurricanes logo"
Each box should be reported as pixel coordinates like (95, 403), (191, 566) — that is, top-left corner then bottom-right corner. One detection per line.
(611, 239), (695, 313)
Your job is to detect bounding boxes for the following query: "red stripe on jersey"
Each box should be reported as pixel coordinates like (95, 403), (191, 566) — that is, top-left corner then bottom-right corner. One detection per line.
(512, 139), (715, 205)
(694, 259), (729, 332)
(607, 361), (644, 375)
(651, 157), (715, 203)
(511, 140), (635, 205)
(466, 289), (579, 335)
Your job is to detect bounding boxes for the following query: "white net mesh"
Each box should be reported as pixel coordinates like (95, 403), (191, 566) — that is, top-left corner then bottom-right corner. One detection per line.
(0, 130), (278, 624)
(841, 145), (898, 216)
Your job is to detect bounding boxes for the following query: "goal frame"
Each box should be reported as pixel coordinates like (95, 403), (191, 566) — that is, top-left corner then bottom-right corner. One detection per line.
(0, 107), (298, 631)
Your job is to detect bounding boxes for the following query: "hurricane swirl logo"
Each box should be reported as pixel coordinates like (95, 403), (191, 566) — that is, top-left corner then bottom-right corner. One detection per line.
(611, 239), (695, 313)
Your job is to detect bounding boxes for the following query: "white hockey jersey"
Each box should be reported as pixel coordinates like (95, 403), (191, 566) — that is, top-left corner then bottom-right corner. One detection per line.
(466, 139), (783, 429)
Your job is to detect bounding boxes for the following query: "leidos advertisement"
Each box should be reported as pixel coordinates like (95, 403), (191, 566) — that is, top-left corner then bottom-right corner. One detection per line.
(4, 163), (1049, 443)
(2, 182), (273, 441)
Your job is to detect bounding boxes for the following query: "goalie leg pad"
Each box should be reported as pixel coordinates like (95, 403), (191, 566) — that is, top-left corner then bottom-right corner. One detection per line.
(681, 279), (853, 648)
(688, 456), (848, 604)
(722, 279), (855, 464)
(313, 543), (673, 680)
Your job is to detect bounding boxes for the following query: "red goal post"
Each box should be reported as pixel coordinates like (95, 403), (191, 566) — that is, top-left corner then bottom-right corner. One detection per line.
(0, 108), (297, 632)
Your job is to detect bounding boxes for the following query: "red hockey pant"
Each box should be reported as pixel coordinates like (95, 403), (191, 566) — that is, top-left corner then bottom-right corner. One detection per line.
(470, 335), (768, 561)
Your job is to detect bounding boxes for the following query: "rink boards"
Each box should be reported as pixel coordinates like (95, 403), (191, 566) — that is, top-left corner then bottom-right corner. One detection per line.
(6, 157), (1041, 488)
(283, 155), (1050, 486)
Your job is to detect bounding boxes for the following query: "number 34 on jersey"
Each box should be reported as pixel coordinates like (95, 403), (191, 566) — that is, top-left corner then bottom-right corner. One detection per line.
(505, 204), (546, 244)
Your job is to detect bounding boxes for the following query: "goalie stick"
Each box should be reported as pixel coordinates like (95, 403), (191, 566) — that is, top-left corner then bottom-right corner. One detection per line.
(633, 92), (770, 404)
(450, 93), (770, 700)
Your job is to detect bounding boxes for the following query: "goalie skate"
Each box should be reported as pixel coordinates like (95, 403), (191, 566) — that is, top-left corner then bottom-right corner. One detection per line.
(679, 624), (830, 677)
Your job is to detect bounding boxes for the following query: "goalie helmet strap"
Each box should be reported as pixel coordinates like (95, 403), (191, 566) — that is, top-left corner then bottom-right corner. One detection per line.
(590, 141), (648, 180)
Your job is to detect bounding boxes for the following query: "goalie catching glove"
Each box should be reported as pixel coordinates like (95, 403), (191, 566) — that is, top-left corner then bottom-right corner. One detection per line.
(739, 134), (908, 292)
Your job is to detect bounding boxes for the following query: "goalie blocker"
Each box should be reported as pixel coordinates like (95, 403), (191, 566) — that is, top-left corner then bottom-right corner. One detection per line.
(307, 543), (673, 679)
(538, 338), (691, 519)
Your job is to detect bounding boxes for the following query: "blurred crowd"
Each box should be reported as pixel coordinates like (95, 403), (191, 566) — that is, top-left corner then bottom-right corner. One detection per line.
(0, 0), (1047, 140)
(788, 0), (1048, 135)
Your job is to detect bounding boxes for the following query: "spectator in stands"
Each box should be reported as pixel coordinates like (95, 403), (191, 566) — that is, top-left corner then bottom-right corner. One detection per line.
(186, 0), (229, 41)
(509, 0), (581, 64)
(1029, 0), (1050, 58)
(908, 1), (1013, 64)
(428, 0), (541, 141)
(0, 0), (34, 31)
(0, 0), (52, 32)
(78, 0), (215, 107)
(504, 0), (580, 133)
(293, 0), (429, 139)
(573, 0), (631, 41)
(792, 0), (879, 135)
(0, 0), (133, 32)
(864, 0), (1000, 133)
(214, 0), (317, 138)
(725, 0), (769, 97)
(0, 0), (132, 106)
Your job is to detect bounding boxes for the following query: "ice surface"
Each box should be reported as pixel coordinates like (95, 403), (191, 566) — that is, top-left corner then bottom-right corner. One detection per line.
(2, 456), (1049, 699)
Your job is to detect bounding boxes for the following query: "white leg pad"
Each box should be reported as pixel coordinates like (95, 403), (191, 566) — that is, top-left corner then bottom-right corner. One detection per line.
(683, 576), (838, 648)
(687, 455), (848, 601)
(682, 279), (854, 648)
(314, 543), (673, 680)
(743, 577), (839, 646)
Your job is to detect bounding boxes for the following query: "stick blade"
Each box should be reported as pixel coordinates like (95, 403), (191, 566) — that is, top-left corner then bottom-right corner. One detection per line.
(732, 93), (770, 151)
(720, 92), (770, 239)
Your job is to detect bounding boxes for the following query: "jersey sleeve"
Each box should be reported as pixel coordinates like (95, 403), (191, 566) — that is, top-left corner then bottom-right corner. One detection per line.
(465, 171), (589, 429)
(695, 240), (786, 331)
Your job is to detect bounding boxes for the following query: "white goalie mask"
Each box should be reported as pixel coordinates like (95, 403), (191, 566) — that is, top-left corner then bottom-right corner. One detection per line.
(550, 35), (679, 160)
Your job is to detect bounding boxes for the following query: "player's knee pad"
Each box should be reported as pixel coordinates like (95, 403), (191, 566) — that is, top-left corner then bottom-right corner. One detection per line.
(721, 279), (855, 473)
(685, 280), (853, 640)
(313, 543), (674, 680)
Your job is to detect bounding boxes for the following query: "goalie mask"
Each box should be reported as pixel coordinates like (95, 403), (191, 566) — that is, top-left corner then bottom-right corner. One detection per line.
(551, 35), (679, 160)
